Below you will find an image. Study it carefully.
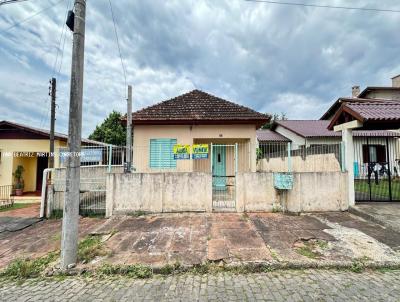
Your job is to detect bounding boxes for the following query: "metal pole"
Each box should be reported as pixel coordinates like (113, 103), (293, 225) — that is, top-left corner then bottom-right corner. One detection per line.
(386, 137), (393, 201)
(210, 143), (213, 174)
(49, 77), (56, 169)
(61, 0), (86, 269)
(125, 85), (132, 172)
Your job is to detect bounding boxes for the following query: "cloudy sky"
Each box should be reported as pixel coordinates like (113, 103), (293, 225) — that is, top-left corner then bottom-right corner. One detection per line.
(1, 0), (399, 137)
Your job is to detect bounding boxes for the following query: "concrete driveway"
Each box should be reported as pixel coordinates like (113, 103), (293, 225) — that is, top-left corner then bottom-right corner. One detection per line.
(350, 202), (400, 233)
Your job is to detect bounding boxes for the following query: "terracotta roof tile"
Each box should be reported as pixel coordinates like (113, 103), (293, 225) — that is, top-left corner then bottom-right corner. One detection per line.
(131, 90), (269, 127)
(346, 100), (400, 121)
(274, 120), (399, 138)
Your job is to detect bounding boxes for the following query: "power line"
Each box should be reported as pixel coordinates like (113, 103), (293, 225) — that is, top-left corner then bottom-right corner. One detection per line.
(108, 0), (127, 94)
(0, 0), (65, 34)
(52, 0), (70, 77)
(0, 0), (28, 6)
(243, 0), (400, 13)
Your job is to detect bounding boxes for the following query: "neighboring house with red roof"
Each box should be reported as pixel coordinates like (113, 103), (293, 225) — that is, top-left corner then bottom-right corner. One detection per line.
(0, 120), (104, 195)
(126, 89), (269, 173)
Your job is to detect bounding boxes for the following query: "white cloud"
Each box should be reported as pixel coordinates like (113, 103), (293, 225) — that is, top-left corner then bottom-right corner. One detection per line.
(0, 0), (400, 137)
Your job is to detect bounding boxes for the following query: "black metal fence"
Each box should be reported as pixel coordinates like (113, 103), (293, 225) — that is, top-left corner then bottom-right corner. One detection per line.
(354, 137), (400, 202)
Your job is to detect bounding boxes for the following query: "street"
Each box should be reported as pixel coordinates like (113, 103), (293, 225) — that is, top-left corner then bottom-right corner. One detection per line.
(1, 269), (400, 302)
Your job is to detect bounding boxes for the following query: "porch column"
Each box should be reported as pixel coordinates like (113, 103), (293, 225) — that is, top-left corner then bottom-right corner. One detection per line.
(334, 120), (363, 208)
(342, 128), (355, 206)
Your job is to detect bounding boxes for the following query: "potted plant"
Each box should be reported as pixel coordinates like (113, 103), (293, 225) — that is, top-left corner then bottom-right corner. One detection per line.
(13, 165), (25, 196)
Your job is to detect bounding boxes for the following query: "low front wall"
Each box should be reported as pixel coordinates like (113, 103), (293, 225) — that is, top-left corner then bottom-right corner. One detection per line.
(106, 172), (212, 216)
(106, 171), (348, 215)
(237, 171), (349, 212)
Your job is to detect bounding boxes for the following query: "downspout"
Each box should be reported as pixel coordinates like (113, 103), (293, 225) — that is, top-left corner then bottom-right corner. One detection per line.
(40, 168), (54, 218)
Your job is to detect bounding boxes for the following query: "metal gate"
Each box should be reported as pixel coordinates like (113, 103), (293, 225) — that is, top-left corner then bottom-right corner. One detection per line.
(211, 144), (237, 210)
(354, 136), (400, 202)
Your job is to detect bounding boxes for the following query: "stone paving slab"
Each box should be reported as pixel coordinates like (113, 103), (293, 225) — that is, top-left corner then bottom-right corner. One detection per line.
(1, 270), (400, 301)
(0, 218), (104, 268)
(2, 211), (400, 270)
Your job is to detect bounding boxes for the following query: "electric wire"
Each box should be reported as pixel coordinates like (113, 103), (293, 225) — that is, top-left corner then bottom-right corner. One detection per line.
(243, 0), (400, 13)
(108, 0), (128, 97)
(0, 0), (65, 34)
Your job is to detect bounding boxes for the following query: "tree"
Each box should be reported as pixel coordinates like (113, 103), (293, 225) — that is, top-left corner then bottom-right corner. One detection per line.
(88, 111), (126, 145)
(261, 112), (287, 129)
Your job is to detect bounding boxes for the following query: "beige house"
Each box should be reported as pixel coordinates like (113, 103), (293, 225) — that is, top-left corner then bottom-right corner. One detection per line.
(127, 90), (268, 175)
(0, 121), (102, 195)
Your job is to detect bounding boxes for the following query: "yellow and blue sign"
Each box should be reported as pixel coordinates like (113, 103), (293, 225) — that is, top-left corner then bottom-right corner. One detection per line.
(173, 144), (191, 159)
(192, 144), (209, 159)
(173, 144), (209, 160)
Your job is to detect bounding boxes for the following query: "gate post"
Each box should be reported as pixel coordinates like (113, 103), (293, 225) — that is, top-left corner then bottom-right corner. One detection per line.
(108, 145), (112, 173)
(287, 142), (292, 172)
(210, 143), (213, 174)
(343, 128), (355, 206)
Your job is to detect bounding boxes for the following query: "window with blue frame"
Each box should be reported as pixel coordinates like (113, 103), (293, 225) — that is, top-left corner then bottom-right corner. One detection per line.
(149, 138), (177, 169)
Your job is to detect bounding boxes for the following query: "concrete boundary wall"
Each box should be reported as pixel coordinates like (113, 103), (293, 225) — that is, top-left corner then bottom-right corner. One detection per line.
(106, 172), (212, 216)
(106, 171), (348, 216)
(236, 171), (349, 213)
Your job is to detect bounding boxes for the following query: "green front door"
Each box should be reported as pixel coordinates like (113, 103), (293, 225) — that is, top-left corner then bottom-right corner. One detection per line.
(212, 145), (226, 189)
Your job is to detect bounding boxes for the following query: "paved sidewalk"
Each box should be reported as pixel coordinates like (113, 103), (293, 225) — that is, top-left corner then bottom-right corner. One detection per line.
(2, 212), (400, 270)
(1, 269), (400, 301)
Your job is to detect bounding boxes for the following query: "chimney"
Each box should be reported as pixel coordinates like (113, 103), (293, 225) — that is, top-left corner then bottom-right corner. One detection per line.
(352, 85), (360, 97)
(392, 74), (400, 88)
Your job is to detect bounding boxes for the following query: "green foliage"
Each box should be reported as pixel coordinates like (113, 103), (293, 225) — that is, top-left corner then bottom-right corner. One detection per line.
(88, 111), (126, 145)
(1, 252), (58, 280)
(78, 235), (107, 263)
(98, 263), (153, 278)
(13, 165), (25, 189)
(350, 261), (365, 273)
(126, 210), (147, 217)
(158, 262), (182, 275)
(50, 209), (63, 219)
(296, 246), (319, 259)
(261, 112), (287, 130)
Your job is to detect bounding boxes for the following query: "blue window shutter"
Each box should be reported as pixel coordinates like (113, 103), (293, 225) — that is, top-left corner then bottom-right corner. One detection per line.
(150, 139), (177, 168)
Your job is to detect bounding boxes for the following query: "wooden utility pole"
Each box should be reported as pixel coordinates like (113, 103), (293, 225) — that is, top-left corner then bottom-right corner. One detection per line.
(61, 0), (86, 269)
(49, 77), (56, 169)
(125, 85), (132, 173)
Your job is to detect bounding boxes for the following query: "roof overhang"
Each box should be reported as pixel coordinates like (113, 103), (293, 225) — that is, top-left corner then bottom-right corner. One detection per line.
(124, 118), (268, 128)
(333, 120), (363, 132)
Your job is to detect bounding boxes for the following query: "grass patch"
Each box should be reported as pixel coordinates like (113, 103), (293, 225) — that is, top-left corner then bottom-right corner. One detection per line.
(0, 203), (31, 212)
(126, 210), (148, 217)
(158, 262), (182, 275)
(296, 246), (320, 259)
(97, 263), (153, 278)
(50, 209), (63, 219)
(78, 235), (107, 263)
(0, 252), (58, 280)
(51, 233), (61, 242)
(355, 179), (400, 200)
(240, 212), (249, 221)
(294, 239), (328, 259)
